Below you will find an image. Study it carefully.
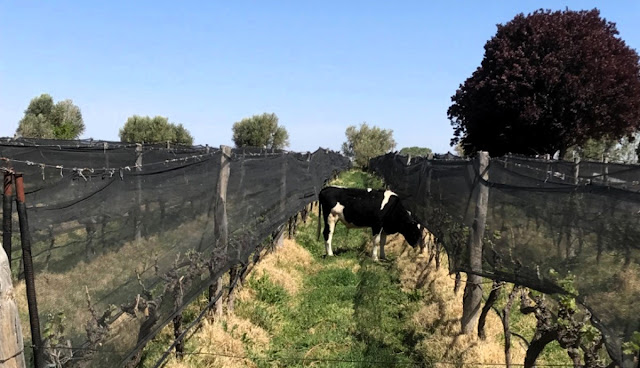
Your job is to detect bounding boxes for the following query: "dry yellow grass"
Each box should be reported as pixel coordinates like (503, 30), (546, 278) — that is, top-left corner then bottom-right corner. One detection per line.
(237, 238), (314, 302)
(158, 236), (314, 367)
(14, 216), (210, 346)
(162, 314), (270, 368)
(384, 232), (529, 367)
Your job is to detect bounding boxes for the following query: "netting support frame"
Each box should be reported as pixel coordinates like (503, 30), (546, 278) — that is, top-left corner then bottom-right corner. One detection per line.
(209, 145), (231, 318)
(14, 174), (45, 368)
(461, 151), (489, 334)
(2, 172), (12, 269)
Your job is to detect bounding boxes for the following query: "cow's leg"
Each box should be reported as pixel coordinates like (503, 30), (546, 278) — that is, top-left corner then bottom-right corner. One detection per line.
(323, 213), (338, 256)
(379, 232), (387, 260)
(371, 227), (383, 261)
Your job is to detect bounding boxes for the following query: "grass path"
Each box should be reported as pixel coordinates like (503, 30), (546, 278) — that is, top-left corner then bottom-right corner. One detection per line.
(237, 211), (423, 368)
(232, 169), (426, 367)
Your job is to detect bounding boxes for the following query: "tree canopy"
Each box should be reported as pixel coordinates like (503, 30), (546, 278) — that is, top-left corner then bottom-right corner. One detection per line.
(232, 113), (289, 150)
(16, 94), (85, 139)
(567, 136), (638, 163)
(342, 123), (396, 168)
(119, 115), (194, 145)
(448, 8), (640, 157)
(399, 146), (432, 158)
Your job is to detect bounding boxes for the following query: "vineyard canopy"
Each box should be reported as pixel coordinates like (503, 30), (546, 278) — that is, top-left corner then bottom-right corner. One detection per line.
(370, 152), (640, 367)
(0, 137), (350, 367)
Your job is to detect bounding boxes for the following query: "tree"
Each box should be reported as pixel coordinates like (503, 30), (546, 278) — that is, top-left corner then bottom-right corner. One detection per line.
(173, 124), (194, 146)
(16, 94), (85, 139)
(119, 115), (194, 145)
(448, 8), (640, 158)
(50, 99), (85, 139)
(453, 143), (466, 158)
(231, 113), (289, 149)
(342, 123), (396, 167)
(399, 146), (432, 158)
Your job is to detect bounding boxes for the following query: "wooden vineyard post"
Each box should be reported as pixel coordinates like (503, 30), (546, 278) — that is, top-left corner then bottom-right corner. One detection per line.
(3, 172), (12, 268)
(461, 151), (489, 334)
(573, 156), (580, 185)
(603, 154), (609, 185)
(544, 154), (551, 182)
(135, 143), (143, 244)
(0, 245), (26, 368)
(14, 174), (45, 367)
(210, 145), (231, 318)
(103, 142), (109, 169)
(278, 152), (287, 248)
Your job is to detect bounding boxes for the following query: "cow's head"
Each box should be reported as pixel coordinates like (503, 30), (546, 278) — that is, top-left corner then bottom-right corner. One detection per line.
(402, 212), (424, 249)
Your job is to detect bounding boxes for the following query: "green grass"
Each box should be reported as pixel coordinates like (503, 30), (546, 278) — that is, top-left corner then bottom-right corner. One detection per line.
(330, 169), (385, 190)
(234, 169), (424, 367)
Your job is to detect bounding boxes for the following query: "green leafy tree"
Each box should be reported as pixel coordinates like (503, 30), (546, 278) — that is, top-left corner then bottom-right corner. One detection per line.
(50, 99), (85, 139)
(342, 123), (396, 168)
(16, 94), (85, 139)
(453, 143), (466, 158)
(232, 113), (289, 149)
(448, 8), (640, 157)
(399, 146), (432, 158)
(566, 135), (638, 163)
(119, 115), (194, 145)
(173, 124), (193, 145)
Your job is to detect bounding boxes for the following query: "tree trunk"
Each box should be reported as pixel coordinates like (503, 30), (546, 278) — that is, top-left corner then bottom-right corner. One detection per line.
(502, 286), (519, 368)
(478, 281), (504, 340)
(461, 151), (489, 334)
(524, 330), (558, 368)
(453, 272), (462, 294)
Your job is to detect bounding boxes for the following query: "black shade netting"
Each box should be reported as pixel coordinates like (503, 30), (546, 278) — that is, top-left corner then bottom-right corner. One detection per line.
(370, 153), (640, 367)
(0, 138), (349, 367)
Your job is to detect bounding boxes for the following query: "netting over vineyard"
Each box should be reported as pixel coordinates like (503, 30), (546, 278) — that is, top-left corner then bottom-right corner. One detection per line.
(0, 138), (350, 367)
(370, 152), (640, 367)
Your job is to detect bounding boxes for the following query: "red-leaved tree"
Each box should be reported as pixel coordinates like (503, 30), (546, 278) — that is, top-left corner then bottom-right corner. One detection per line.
(448, 8), (640, 157)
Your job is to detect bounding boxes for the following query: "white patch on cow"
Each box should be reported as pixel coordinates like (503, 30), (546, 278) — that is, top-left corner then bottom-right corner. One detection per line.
(367, 188), (372, 192)
(380, 190), (397, 210)
(331, 202), (359, 228)
(417, 224), (421, 229)
(325, 213), (338, 256)
(325, 201), (360, 257)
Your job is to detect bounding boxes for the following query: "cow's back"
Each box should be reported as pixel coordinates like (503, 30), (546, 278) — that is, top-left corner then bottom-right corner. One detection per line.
(319, 186), (388, 227)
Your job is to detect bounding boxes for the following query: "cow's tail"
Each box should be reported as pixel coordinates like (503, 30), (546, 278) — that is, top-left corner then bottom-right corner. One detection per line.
(316, 199), (323, 241)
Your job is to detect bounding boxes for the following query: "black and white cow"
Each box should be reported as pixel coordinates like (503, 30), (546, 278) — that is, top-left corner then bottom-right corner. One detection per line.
(317, 186), (423, 261)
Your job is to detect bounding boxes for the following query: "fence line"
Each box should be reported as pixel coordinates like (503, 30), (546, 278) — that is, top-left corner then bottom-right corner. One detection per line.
(370, 152), (640, 368)
(0, 139), (350, 367)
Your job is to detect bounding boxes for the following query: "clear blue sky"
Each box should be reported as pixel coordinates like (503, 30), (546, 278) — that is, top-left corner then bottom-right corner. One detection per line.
(1, 1), (639, 153)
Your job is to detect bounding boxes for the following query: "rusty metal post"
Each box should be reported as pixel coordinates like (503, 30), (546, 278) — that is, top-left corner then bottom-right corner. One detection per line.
(14, 174), (45, 368)
(3, 172), (12, 268)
